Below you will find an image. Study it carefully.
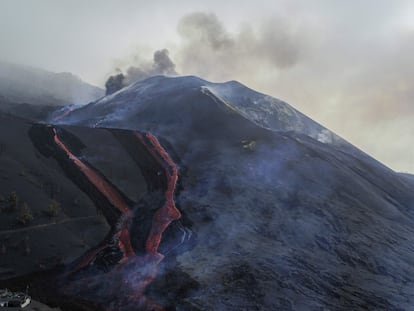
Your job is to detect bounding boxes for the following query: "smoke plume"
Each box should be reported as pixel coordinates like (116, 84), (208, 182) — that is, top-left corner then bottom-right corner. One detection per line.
(103, 8), (414, 172)
(171, 11), (413, 173)
(175, 12), (307, 79)
(105, 49), (177, 95)
(105, 73), (125, 95)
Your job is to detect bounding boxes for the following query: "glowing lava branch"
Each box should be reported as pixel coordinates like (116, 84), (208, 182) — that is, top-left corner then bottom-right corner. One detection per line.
(55, 129), (181, 310)
(133, 132), (181, 256)
(52, 127), (134, 258)
(52, 106), (73, 122)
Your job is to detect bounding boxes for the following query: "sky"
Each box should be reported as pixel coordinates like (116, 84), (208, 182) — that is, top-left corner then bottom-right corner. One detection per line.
(0, 0), (413, 172)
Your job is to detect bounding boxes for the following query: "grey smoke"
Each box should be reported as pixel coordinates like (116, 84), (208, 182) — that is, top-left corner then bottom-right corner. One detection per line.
(105, 73), (125, 95)
(105, 49), (177, 95)
(110, 12), (305, 94)
(177, 12), (233, 50)
(153, 49), (177, 75)
(125, 48), (177, 84)
(175, 12), (306, 79)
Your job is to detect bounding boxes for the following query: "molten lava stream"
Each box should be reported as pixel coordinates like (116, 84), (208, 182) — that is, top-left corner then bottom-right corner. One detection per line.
(52, 127), (134, 259)
(133, 132), (181, 256)
(54, 128), (182, 310)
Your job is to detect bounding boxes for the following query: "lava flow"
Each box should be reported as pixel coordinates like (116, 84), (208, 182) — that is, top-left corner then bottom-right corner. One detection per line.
(134, 132), (181, 256)
(52, 127), (134, 260)
(52, 127), (182, 310)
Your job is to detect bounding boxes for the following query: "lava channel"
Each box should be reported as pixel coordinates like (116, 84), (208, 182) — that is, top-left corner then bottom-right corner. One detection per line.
(52, 127), (134, 261)
(52, 127), (182, 310)
(133, 132), (181, 257)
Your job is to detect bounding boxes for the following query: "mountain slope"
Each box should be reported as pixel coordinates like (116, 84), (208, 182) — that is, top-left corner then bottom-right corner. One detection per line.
(58, 75), (338, 142)
(58, 75), (385, 172)
(0, 113), (109, 282)
(1, 76), (413, 310)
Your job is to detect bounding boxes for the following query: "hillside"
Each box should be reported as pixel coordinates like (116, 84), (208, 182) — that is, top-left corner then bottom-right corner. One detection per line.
(0, 76), (413, 310)
(0, 114), (110, 283)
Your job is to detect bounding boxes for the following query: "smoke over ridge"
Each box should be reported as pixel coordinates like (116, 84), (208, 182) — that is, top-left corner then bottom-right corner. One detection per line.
(105, 49), (176, 95)
(103, 9), (414, 172)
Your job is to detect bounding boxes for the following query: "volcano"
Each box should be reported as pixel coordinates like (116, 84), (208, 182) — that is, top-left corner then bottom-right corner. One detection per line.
(1, 75), (413, 310)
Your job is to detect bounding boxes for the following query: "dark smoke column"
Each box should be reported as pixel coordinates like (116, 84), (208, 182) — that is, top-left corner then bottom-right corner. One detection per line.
(104, 48), (177, 95)
(105, 73), (125, 95)
(152, 49), (176, 76)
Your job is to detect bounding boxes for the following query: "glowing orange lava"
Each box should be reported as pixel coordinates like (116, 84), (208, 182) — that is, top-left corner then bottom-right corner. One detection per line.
(53, 128), (134, 258)
(52, 127), (181, 310)
(133, 132), (181, 256)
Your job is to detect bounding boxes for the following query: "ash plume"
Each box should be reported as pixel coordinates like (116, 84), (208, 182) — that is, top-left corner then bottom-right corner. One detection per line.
(177, 12), (233, 51)
(105, 49), (177, 95)
(175, 12), (307, 79)
(153, 49), (177, 75)
(105, 73), (125, 95)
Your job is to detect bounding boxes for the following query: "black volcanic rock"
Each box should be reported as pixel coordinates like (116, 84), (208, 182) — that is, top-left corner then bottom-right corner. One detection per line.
(1, 76), (413, 310)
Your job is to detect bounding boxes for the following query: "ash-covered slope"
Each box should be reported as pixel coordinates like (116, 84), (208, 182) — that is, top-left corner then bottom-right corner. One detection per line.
(0, 114), (110, 281)
(56, 74), (385, 182)
(57, 75), (341, 143)
(2, 76), (414, 310)
(45, 75), (414, 310)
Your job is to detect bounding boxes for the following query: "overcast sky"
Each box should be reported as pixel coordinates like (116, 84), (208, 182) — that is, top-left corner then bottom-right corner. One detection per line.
(0, 0), (413, 172)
